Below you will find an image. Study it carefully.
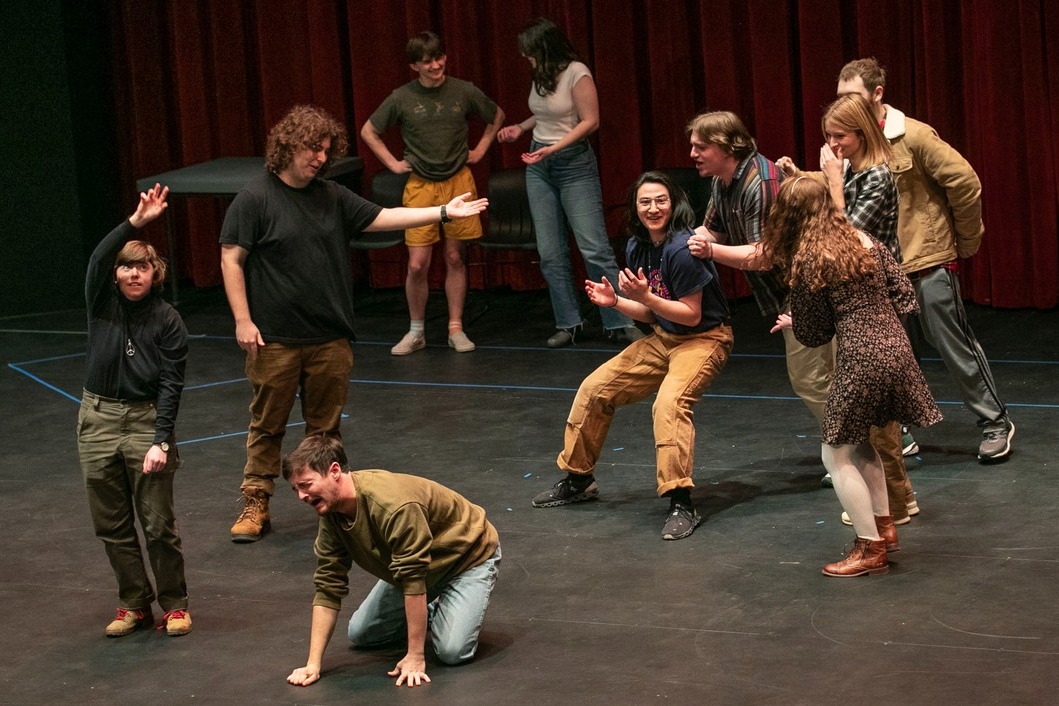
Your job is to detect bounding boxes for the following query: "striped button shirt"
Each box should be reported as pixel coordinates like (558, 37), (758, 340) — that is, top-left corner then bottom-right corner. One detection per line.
(704, 152), (788, 318)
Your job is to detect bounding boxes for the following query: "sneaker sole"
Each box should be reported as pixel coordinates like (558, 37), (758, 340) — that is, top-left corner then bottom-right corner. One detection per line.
(902, 443), (919, 456)
(531, 489), (599, 508)
(448, 340), (476, 352)
(662, 514), (702, 541)
(978, 422), (1015, 462)
(821, 565), (889, 578)
(166, 626), (192, 637)
(231, 522), (270, 543)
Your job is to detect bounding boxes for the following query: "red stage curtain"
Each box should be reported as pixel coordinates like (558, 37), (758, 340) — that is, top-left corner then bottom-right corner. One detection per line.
(106, 0), (1058, 309)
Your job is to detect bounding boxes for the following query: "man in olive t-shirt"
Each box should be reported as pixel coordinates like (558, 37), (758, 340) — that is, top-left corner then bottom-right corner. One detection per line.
(361, 31), (505, 356)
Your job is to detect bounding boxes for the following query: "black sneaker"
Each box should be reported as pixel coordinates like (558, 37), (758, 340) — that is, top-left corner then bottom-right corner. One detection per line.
(661, 502), (701, 540)
(531, 477), (599, 507)
(605, 326), (645, 345)
(978, 419), (1015, 462)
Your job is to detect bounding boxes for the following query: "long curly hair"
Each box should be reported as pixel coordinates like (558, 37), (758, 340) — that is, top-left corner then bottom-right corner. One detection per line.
(518, 17), (581, 96)
(265, 105), (349, 175)
(760, 177), (875, 292)
(625, 171), (696, 246)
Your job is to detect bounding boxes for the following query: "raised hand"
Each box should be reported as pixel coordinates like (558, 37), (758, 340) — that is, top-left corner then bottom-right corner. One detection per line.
(129, 183), (169, 228)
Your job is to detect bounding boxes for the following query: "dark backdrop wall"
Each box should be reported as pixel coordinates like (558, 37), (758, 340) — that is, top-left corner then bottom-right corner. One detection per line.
(4, 1), (1055, 316)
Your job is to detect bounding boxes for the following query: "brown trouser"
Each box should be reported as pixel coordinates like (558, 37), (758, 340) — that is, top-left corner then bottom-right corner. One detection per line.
(242, 338), (353, 496)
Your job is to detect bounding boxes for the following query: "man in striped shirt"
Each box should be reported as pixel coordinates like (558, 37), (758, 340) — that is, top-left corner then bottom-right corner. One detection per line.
(686, 111), (834, 425)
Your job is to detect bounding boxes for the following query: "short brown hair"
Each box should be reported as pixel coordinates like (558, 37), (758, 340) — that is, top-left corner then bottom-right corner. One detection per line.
(115, 240), (167, 288)
(406, 31), (445, 63)
(686, 111), (757, 160)
(281, 434), (348, 481)
(265, 105), (349, 175)
(838, 58), (887, 94)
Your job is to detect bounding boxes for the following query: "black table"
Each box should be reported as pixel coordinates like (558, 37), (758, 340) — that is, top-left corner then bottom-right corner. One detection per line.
(135, 156), (363, 301)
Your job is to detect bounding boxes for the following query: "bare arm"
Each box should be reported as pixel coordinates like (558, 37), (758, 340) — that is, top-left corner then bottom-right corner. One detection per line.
(220, 243), (265, 359)
(366, 192), (488, 232)
(586, 276), (655, 324)
(360, 121), (412, 174)
(521, 75), (600, 164)
(709, 241), (770, 271)
(619, 268), (703, 328)
(468, 106), (506, 164)
(388, 593), (431, 688)
(287, 605), (340, 686)
(820, 145), (847, 212)
(497, 116), (537, 144)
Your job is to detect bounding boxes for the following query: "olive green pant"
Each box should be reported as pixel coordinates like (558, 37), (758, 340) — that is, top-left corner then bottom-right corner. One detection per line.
(78, 391), (188, 612)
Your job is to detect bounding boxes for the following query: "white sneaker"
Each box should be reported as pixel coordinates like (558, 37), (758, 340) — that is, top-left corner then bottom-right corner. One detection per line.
(391, 332), (426, 356)
(447, 330), (476, 353)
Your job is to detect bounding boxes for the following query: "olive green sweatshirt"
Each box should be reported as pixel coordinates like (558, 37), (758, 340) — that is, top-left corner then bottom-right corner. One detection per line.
(312, 470), (498, 610)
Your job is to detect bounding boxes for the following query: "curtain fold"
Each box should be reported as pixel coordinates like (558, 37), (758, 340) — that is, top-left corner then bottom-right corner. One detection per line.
(105, 0), (1057, 309)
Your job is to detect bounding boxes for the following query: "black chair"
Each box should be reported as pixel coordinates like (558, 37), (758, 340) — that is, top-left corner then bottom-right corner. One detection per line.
(476, 168), (538, 288)
(351, 171), (409, 290)
(656, 167), (712, 224)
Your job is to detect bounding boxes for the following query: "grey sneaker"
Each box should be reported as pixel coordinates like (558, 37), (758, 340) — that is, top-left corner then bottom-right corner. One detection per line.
(978, 420), (1015, 462)
(901, 426), (919, 456)
(662, 502), (701, 540)
(606, 326), (644, 345)
(532, 477), (599, 507)
(391, 332), (426, 356)
(547, 326), (581, 348)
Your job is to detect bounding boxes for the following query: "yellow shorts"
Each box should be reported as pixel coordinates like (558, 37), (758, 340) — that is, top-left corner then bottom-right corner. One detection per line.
(402, 166), (483, 246)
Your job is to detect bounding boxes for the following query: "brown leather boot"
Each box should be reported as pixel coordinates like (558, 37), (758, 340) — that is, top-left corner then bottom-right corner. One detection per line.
(230, 489), (270, 542)
(875, 515), (900, 552)
(821, 537), (889, 577)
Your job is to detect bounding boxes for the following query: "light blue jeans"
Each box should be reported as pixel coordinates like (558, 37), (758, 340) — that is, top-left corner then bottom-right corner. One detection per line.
(346, 545), (501, 665)
(526, 140), (632, 331)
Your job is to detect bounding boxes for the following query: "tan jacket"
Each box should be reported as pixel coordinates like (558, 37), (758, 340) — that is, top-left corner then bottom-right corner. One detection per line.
(883, 105), (984, 273)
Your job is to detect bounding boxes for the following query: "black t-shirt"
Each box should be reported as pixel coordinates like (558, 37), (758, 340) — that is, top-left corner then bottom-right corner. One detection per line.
(625, 228), (730, 334)
(219, 172), (383, 344)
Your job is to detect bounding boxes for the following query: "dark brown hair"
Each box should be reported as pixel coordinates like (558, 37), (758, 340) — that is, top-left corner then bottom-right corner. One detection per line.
(281, 434), (348, 481)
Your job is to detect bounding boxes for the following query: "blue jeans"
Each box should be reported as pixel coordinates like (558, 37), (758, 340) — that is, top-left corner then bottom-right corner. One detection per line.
(346, 545), (501, 665)
(526, 140), (632, 330)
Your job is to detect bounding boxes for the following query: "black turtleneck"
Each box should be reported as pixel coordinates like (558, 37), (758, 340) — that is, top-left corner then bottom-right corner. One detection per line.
(83, 220), (188, 444)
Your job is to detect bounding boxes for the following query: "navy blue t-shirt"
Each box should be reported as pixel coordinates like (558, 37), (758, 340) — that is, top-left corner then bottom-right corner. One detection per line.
(625, 229), (730, 334)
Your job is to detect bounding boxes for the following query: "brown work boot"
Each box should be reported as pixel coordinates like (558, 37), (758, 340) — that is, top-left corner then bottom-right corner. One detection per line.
(821, 537), (889, 577)
(875, 515), (900, 552)
(105, 607), (153, 637)
(230, 489), (270, 542)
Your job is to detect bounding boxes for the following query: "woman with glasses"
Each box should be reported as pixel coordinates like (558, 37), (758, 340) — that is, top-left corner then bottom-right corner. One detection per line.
(530, 171), (733, 541)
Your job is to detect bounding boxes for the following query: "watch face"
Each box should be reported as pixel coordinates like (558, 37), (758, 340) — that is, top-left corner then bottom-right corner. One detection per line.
(159, 442), (170, 452)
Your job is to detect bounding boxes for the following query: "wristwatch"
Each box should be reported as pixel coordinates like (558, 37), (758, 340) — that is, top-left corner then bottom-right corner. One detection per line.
(440, 205), (452, 224)
(157, 441), (170, 452)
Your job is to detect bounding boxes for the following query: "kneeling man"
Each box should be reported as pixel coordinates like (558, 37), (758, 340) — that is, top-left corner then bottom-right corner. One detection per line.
(284, 435), (501, 688)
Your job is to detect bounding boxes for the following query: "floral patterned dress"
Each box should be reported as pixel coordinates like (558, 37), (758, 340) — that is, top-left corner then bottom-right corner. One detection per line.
(791, 239), (943, 445)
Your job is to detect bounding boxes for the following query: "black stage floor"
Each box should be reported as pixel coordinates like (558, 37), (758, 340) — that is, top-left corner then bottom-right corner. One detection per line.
(2, 286), (1057, 705)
